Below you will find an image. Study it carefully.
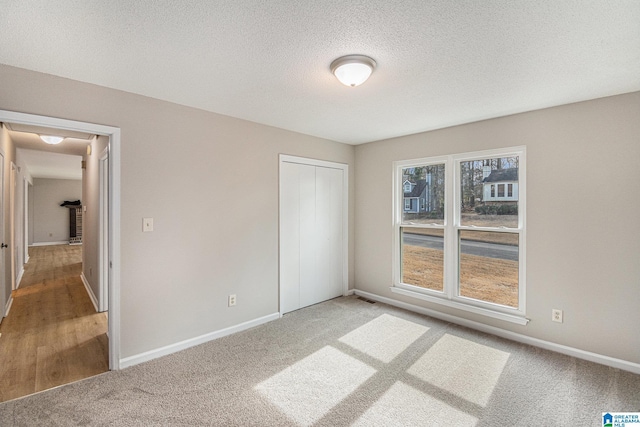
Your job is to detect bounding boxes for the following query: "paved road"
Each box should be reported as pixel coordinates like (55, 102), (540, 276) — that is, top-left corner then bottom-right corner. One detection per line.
(403, 233), (518, 261)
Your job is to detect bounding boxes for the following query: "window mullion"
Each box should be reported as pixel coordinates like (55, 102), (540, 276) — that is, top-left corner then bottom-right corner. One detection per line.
(445, 157), (456, 300)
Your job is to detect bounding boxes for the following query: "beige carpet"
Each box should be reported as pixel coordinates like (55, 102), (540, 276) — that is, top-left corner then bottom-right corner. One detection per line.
(0, 296), (638, 426)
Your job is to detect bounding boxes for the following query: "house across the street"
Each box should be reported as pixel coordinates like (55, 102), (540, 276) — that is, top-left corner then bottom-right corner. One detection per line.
(482, 167), (518, 203)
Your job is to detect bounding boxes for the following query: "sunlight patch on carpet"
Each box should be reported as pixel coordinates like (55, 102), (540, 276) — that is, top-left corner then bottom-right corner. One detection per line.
(407, 334), (510, 407)
(352, 381), (478, 426)
(255, 345), (376, 426)
(338, 313), (429, 363)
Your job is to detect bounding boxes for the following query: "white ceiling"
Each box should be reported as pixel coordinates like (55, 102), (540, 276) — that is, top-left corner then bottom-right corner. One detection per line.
(6, 123), (90, 180)
(16, 148), (83, 180)
(0, 1), (639, 144)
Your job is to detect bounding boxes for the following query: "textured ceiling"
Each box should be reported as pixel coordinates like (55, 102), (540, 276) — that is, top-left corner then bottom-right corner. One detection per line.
(7, 124), (90, 179)
(1, 1), (639, 144)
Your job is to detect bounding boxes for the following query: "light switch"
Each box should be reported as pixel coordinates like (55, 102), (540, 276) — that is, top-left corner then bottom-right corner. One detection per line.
(143, 217), (154, 232)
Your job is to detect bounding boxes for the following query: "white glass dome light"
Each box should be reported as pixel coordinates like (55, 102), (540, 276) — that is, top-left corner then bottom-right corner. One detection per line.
(40, 135), (64, 145)
(331, 55), (376, 87)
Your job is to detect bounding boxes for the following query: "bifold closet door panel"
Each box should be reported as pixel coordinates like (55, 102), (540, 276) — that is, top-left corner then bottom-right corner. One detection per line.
(298, 164), (320, 309)
(280, 162), (302, 314)
(301, 166), (343, 307)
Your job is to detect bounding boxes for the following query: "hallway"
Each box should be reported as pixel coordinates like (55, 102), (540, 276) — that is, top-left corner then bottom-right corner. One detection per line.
(0, 245), (108, 402)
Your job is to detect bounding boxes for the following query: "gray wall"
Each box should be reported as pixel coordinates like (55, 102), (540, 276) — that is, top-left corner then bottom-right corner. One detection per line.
(2, 62), (637, 368)
(354, 92), (640, 365)
(32, 178), (82, 244)
(0, 64), (356, 359)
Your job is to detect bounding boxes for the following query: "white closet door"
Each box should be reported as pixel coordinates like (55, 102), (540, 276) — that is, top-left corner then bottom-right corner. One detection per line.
(300, 166), (343, 307)
(280, 162), (302, 314)
(281, 161), (344, 314)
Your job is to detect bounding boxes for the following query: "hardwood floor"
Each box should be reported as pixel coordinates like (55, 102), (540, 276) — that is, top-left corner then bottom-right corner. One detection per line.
(0, 245), (108, 402)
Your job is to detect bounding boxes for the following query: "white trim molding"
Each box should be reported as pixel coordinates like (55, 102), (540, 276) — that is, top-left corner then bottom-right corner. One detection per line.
(355, 289), (640, 375)
(16, 266), (25, 289)
(80, 272), (99, 312)
(4, 295), (13, 317)
(391, 286), (529, 325)
(120, 312), (280, 369)
(31, 241), (69, 246)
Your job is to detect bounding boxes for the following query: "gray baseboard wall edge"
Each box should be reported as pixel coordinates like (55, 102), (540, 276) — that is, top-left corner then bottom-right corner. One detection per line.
(16, 266), (25, 289)
(31, 241), (69, 247)
(120, 312), (280, 369)
(4, 295), (13, 317)
(80, 272), (99, 312)
(354, 289), (640, 375)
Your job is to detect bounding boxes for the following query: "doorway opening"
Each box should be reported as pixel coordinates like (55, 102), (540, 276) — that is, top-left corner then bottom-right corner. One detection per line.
(0, 110), (121, 379)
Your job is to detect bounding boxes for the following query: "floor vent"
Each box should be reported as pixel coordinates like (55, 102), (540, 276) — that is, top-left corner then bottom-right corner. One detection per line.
(357, 296), (376, 304)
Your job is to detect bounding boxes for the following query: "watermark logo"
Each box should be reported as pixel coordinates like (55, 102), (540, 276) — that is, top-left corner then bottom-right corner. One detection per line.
(603, 412), (640, 427)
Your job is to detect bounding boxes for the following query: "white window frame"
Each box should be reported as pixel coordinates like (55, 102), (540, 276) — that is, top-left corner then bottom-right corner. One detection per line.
(392, 146), (528, 325)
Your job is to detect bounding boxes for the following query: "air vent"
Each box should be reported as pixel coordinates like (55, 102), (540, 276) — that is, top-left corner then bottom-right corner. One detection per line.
(357, 296), (376, 304)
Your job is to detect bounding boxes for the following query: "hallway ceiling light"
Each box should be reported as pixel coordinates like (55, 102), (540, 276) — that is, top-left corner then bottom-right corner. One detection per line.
(330, 55), (376, 87)
(40, 135), (64, 145)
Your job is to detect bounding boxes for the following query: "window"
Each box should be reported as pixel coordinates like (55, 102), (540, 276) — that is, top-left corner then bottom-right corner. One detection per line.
(393, 147), (527, 324)
(404, 199), (411, 210)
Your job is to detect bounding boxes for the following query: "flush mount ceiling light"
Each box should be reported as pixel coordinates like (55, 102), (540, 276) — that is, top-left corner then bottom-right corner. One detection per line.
(40, 135), (64, 145)
(330, 55), (376, 87)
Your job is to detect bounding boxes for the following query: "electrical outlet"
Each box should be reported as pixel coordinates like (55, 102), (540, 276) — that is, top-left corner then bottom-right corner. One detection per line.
(552, 309), (563, 323)
(142, 217), (154, 232)
(228, 294), (236, 307)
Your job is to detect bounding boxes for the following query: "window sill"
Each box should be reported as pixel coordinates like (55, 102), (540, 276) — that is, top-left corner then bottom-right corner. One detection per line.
(390, 286), (529, 325)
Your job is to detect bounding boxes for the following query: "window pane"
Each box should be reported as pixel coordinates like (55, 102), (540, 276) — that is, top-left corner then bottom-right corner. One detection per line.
(401, 227), (444, 292)
(460, 156), (519, 228)
(402, 164), (445, 225)
(458, 230), (519, 308)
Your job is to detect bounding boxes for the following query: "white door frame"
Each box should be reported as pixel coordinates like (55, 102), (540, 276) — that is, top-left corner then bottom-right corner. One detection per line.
(0, 109), (122, 370)
(10, 162), (16, 290)
(0, 150), (5, 319)
(98, 147), (109, 312)
(23, 177), (29, 265)
(278, 154), (349, 316)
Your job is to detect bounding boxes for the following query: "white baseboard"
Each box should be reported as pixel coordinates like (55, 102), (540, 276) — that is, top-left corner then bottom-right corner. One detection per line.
(31, 241), (69, 247)
(345, 289), (355, 296)
(80, 272), (99, 312)
(16, 266), (25, 289)
(354, 289), (640, 375)
(120, 312), (280, 369)
(4, 295), (13, 317)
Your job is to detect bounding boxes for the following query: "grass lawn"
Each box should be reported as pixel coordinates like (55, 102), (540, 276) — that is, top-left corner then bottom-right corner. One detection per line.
(402, 245), (518, 308)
